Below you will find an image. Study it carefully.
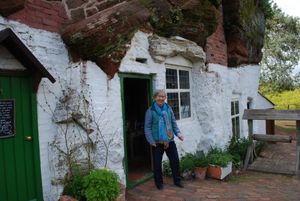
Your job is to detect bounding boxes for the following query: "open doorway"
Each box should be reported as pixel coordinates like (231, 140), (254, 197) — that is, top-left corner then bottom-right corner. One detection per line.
(123, 77), (152, 184)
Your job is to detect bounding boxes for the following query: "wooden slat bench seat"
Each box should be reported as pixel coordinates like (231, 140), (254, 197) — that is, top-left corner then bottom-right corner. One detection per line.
(253, 134), (292, 143)
(242, 109), (300, 175)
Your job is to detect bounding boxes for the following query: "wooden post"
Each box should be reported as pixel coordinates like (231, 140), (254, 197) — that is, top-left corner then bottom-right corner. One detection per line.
(244, 119), (253, 170)
(296, 120), (300, 175)
(266, 120), (275, 135)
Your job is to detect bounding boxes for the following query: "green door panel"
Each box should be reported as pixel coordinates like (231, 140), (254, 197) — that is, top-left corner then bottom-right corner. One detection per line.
(0, 76), (43, 201)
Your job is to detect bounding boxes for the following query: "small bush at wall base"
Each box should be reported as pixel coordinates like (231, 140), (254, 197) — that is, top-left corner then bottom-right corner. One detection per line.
(63, 164), (86, 200)
(180, 153), (196, 173)
(83, 169), (120, 201)
(227, 137), (250, 168)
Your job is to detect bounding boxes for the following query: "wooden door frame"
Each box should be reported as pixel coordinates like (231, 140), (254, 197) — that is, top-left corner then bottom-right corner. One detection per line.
(30, 78), (43, 200)
(119, 73), (153, 189)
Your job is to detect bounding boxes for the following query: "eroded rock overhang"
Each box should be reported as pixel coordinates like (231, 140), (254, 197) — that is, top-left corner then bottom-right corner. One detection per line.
(61, 0), (220, 78)
(1, 0), (264, 78)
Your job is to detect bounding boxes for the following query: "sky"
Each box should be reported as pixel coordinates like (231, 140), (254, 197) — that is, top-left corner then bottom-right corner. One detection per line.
(272, 0), (300, 74)
(272, 0), (300, 18)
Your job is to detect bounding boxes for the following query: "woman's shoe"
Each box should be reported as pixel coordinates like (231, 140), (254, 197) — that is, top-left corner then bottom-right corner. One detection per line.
(174, 182), (184, 188)
(156, 184), (164, 190)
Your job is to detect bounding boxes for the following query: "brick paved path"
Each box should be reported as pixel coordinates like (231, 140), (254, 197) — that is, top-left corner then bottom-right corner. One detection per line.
(127, 172), (300, 201)
(127, 129), (300, 201)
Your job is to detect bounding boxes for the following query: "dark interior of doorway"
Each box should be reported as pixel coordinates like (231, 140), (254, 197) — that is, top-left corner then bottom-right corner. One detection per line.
(124, 78), (152, 182)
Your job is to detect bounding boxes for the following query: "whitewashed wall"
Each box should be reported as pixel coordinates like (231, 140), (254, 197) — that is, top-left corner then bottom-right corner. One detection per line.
(0, 17), (262, 200)
(120, 31), (261, 155)
(0, 17), (125, 201)
(253, 93), (275, 134)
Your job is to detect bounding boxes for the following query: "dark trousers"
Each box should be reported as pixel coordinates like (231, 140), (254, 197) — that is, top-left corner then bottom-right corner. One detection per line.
(152, 141), (181, 186)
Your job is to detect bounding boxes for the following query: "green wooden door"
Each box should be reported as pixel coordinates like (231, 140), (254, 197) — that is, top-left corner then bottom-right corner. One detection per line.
(0, 76), (43, 201)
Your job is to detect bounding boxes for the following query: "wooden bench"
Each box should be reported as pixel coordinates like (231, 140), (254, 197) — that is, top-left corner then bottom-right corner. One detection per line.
(253, 134), (292, 143)
(242, 109), (300, 175)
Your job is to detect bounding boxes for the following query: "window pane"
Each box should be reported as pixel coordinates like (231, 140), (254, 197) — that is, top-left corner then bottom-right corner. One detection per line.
(231, 102), (234, 115)
(232, 118), (236, 137)
(235, 101), (239, 115)
(167, 93), (179, 120)
(180, 92), (191, 118)
(235, 116), (240, 138)
(166, 68), (178, 89)
(232, 116), (240, 139)
(179, 70), (190, 89)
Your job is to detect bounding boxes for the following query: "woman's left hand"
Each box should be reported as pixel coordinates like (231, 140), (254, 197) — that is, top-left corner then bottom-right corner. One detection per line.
(178, 135), (184, 141)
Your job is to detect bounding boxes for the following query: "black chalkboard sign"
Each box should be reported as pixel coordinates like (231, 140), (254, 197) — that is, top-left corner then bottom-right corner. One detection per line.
(0, 100), (15, 138)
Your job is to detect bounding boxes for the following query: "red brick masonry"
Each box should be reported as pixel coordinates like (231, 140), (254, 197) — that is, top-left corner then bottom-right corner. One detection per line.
(8, 0), (68, 32)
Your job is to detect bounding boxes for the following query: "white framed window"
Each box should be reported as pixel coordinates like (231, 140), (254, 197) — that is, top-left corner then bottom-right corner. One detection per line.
(231, 99), (240, 139)
(165, 64), (191, 120)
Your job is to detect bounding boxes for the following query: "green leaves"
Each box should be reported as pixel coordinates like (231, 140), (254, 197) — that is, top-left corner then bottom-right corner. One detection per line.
(206, 148), (232, 168)
(83, 169), (120, 201)
(260, 3), (300, 92)
(63, 167), (120, 201)
(263, 88), (300, 109)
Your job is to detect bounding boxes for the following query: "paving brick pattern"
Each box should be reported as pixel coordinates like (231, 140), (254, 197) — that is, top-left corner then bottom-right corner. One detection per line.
(127, 172), (300, 201)
(127, 132), (300, 201)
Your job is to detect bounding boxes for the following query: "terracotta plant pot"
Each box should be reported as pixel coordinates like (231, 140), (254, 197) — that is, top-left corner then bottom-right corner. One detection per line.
(194, 167), (207, 180)
(59, 195), (78, 201)
(207, 162), (232, 180)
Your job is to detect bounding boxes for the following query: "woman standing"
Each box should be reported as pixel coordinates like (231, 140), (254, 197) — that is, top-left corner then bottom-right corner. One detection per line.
(144, 89), (184, 190)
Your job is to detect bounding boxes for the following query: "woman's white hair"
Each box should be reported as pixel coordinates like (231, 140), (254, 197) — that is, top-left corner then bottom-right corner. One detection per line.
(153, 89), (166, 97)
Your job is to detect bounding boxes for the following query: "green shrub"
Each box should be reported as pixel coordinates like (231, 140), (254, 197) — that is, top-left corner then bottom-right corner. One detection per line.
(162, 160), (172, 177)
(180, 153), (196, 172)
(206, 147), (232, 167)
(194, 155), (209, 168)
(227, 137), (250, 168)
(63, 164), (86, 200)
(83, 169), (120, 201)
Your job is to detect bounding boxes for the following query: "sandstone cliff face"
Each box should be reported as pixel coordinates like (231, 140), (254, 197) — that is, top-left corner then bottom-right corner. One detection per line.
(1, 0), (267, 77)
(0, 0), (24, 16)
(60, 0), (221, 78)
(223, 0), (266, 67)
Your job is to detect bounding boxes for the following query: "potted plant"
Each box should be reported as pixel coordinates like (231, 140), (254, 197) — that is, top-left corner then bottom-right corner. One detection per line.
(180, 153), (196, 180)
(193, 155), (209, 180)
(206, 148), (232, 180)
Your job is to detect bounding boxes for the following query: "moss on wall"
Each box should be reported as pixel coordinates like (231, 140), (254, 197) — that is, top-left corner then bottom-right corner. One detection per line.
(61, 0), (220, 77)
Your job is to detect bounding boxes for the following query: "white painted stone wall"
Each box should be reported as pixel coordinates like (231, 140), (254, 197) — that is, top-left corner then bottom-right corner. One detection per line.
(120, 31), (261, 155)
(0, 16), (262, 200)
(0, 17), (125, 201)
(253, 93), (275, 134)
